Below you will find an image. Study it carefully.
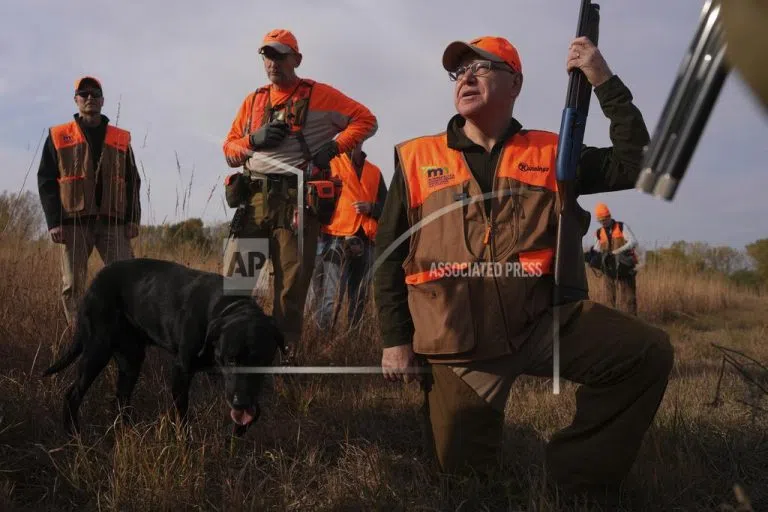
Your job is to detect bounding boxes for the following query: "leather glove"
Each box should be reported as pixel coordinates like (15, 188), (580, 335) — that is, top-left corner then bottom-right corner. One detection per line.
(312, 141), (340, 170)
(249, 121), (289, 150)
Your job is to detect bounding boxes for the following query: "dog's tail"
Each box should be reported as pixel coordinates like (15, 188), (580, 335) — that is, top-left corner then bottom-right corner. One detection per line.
(42, 308), (89, 377)
(42, 333), (83, 376)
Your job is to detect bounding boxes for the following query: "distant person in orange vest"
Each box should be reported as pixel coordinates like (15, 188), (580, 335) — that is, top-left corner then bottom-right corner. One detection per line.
(591, 202), (639, 315)
(37, 76), (141, 326)
(310, 142), (386, 333)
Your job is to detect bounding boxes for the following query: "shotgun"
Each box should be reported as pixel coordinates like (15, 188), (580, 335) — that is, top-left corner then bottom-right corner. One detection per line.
(553, 0), (600, 306)
(552, 0), (600, 394)
(635, 0), (729, 201)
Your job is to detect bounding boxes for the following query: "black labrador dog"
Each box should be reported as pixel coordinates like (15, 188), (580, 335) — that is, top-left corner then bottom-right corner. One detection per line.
(43, 257), (285, 436)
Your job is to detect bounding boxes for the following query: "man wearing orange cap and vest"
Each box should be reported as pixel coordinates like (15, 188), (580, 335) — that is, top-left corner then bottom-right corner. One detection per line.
(373, 35), (674, 505)
(37, 76), (141, 326)
(309, 142), (387, 333)
(590, 202), (639, 315)
(222, 29), (378, 363)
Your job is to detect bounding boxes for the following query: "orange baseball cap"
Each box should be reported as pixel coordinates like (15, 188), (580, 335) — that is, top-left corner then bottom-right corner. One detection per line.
(594, 202), (611, 219)
(74, 75), (102, 91)
(442, 36), (522, 74)
(259, 29), (299, 55)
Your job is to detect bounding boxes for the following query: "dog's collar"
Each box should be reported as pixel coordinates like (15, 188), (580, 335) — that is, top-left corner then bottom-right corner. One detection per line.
(217, 300), (246, 318)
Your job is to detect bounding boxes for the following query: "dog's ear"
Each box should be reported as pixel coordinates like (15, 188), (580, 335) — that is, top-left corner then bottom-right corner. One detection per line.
(199, 316), (224, 358)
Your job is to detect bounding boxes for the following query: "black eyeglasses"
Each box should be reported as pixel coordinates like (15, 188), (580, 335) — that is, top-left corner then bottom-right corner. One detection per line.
(448, 60), (515, 81)
(76, 90), (102, 99)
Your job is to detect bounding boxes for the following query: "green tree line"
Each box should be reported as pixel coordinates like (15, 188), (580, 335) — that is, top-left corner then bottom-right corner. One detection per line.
(644, 240), (768, 292)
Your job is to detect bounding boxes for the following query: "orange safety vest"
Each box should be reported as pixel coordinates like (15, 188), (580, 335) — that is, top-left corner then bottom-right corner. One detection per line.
(597, 221), (638, 265)
(398, 129), (583, 363)
(50, 120), (132, 221)
(322, 154), (381, 241)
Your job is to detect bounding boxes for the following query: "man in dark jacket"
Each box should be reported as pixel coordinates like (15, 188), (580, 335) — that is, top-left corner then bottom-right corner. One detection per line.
(37, 76), (141, 325)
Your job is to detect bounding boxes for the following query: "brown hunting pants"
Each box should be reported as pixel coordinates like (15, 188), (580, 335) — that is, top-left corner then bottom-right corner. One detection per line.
(223, 182), (320, 352)
(423, 300), (674, 489)
(604, 272), (638, 316)
(61, 219), (135, 325)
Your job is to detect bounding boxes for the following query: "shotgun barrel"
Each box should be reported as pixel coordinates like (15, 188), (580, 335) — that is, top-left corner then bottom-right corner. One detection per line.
(635, 0), (729, 201)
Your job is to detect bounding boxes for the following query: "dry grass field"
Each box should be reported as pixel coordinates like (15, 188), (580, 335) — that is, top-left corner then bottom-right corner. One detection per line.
(0, 234), (766, 511)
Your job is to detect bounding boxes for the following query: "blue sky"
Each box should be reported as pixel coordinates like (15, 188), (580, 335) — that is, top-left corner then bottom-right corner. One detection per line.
(1, 0), (765, 250)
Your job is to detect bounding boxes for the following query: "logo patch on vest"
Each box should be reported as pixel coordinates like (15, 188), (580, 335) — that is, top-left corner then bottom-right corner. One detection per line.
(518, 162), (549, 173)
(421, 166), (455, 188)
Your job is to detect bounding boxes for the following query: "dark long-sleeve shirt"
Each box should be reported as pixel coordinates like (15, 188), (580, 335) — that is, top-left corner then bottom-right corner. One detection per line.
(373, 74), (651, 349)
(355, 152), (388, 222)
(37, 113), (141, 229)
(370, 179), (388, 221)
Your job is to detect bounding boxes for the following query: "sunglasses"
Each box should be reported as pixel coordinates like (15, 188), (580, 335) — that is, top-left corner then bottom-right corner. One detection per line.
(76, 90), (103, 99)
(260, 49), (288, 61)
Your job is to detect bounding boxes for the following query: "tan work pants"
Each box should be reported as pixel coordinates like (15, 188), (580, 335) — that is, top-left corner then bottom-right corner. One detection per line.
(61, 219), (135, 325)
(223, 187), (320, 353)
(423, 300), (674, 490)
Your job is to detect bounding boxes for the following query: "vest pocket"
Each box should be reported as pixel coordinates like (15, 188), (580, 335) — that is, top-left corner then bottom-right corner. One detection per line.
(407, 277), (475, 355)
(57, 176), (86, 213)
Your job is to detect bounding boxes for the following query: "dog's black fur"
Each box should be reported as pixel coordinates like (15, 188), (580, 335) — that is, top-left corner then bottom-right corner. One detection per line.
(43, 257), (285, 436)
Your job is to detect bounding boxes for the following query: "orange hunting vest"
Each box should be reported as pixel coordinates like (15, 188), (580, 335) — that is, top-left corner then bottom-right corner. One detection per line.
(597, 221), (638, 264)
(398, 129), (585, 363)
(322, 154), (381, 240)
(50, 120), (132, 220)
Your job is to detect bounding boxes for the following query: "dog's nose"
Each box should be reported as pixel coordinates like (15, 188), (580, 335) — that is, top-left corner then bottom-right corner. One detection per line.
(231, 392), (249, 410)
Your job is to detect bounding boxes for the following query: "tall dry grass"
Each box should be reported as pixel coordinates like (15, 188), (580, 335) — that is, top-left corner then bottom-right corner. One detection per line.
(0, 234), (766, 511)
(587, 262), (744, 323)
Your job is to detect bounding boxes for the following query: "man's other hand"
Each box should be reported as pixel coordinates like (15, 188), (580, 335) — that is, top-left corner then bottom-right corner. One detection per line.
(353, 201), (372, 215)
(566, 36), (613, 87)
(312, 141), (340, 170)
(382, 344), (421, 384)
(49, 226), (65, 244)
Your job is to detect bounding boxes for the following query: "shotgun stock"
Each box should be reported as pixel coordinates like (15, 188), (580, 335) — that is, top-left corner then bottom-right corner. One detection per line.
(553, 0), (600, 307)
